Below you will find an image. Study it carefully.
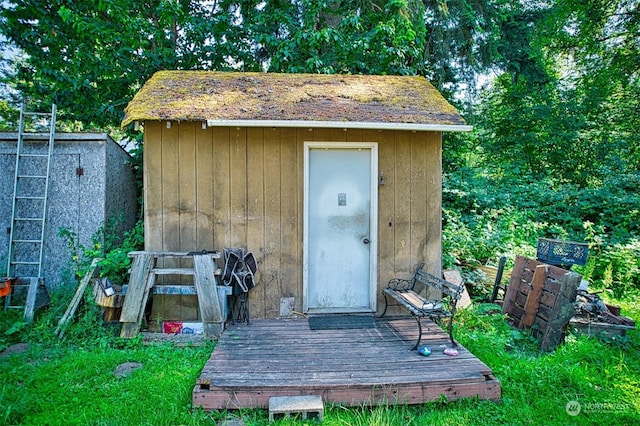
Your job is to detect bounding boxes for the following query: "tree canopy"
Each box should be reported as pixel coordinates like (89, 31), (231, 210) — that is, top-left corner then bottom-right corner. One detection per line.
(1, 0), (639, 293)
(476, 0), (639, 185)
(1, 0), (509, 128)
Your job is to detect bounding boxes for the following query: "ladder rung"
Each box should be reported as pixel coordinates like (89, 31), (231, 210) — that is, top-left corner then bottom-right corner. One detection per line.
(24, 112), (52, 117)
(10, 261), (40, 265)
(13, 217), (44, 221)
(11, 239), (42, 244)
(18, 174), (47, 179)
(18, 153), (50, 158)
(16, 196), (46, 200)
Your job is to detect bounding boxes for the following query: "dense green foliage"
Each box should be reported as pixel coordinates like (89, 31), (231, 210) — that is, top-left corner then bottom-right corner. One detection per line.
(442, 168), (640, 298)
(1, 301), (638, 425)
(441, 0), (640, 298)
(475, 0), (640, 194)
(2, 0), (226, 129)
(1, 2), (638, 293)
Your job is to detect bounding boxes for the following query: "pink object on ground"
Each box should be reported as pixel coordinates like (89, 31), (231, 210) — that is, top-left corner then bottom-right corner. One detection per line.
(444, 348), (459, 356)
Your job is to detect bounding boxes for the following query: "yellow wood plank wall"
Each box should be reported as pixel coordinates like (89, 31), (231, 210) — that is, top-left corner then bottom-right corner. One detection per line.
(143, 121), (442, 321)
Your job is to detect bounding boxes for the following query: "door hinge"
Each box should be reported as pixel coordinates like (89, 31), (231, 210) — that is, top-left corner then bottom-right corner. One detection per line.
(76, 167), (84, 176)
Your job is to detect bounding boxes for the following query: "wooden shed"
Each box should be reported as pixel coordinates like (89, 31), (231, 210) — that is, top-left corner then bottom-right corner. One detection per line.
(121, 71), (471, 325)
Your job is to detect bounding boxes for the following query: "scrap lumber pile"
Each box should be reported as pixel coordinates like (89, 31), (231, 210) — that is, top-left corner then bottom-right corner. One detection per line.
(570, 290), (635, 337)
(502, 256), (581, 351)
(501, 254), (636, 349)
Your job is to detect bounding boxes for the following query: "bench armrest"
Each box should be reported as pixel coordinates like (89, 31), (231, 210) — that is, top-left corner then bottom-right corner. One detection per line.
(387, 278), (413, 291)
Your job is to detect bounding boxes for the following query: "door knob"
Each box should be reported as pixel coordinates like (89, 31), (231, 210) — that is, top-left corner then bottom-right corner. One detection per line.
(362, 238), (370, 244)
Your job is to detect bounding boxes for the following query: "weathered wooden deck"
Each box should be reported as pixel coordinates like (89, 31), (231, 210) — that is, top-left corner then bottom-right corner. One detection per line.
(192, 316), (501, 410)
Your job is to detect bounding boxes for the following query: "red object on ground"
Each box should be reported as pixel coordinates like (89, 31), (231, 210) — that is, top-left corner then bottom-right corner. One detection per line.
(0, 278), (17, 297)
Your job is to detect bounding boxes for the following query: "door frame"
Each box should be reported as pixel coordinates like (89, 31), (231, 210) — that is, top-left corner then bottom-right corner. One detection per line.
(302, 141), (379, 313)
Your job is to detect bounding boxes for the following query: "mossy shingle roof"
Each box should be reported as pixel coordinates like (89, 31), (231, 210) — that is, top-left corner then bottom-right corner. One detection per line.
(121, 71), (470, 131)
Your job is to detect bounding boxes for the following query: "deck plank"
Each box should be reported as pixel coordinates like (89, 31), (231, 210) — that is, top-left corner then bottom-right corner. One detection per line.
(193, 317), (500, 409)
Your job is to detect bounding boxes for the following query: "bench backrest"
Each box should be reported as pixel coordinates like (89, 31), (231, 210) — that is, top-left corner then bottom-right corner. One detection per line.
(414, 268), (464, 301)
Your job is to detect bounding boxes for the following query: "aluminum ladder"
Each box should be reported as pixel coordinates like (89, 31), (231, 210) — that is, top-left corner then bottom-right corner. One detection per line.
(4, 103), (56, 320)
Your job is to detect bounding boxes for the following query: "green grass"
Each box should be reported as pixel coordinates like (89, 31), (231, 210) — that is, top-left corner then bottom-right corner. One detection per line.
(1, 298), (638, 425)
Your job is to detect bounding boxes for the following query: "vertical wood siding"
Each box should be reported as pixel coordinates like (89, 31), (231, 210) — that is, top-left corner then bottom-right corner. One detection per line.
(143, 121), (442, 320)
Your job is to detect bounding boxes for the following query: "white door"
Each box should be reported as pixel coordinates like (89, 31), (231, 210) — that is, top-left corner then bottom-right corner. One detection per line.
(304, 142), (378, 313)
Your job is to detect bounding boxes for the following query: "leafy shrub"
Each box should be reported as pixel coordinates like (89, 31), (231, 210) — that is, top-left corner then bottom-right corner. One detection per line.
(460, 268), (495, 300)
(0, 217), (144, 350)
(442, 203), (543, 268)
(58, 218), (144, 285)
(576, 222), (640, 299)
(443, 163), (639, 298)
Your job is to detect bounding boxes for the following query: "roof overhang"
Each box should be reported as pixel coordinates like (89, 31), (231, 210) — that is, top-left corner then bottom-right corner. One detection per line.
(203, 119), (472, 132)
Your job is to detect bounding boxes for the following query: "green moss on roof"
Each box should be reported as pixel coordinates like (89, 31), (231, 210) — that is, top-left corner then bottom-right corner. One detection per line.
(121, 71), (467, 128)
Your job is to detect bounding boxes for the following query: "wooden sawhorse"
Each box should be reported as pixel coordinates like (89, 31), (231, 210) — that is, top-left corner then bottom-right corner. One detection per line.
(119, 251), (224, 339)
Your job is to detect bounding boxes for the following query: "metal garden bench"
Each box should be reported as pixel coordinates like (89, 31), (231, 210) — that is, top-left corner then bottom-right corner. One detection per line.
(381, 264), (464, 350)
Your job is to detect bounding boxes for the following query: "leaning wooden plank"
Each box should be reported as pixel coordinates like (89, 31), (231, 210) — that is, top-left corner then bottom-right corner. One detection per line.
(120, 254), (155, 338)
(443, 269), (471, 309)
(23, 278), (38, 323)
(519, 265), (547, 328)
(193, 254), (223, 338)
(120, 276), (155, 338)
(55, 258), (101, 338)
(22, 278), (50, 322)
(33, 279), (51, 312)
(502, 256), (527, 316)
